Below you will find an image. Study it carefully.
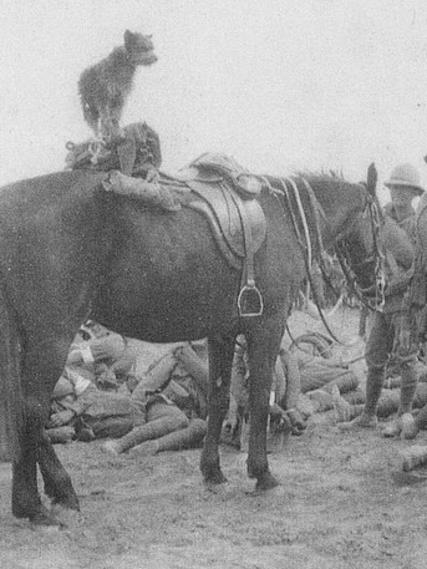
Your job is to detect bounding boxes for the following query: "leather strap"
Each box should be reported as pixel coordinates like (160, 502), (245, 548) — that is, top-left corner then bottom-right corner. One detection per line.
(226, 186), (264, 316)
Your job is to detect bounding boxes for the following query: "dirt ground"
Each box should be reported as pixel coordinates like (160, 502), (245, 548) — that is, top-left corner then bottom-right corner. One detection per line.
(1, 307), (427, 569)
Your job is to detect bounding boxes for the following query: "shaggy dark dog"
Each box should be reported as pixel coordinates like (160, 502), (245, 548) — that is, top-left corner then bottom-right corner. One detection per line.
(78, 30), (157, 141)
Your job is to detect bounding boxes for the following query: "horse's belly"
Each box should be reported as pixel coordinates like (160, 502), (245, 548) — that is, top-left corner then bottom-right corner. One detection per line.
(95, 292), (237, 342)
(92, 206), (303, 343)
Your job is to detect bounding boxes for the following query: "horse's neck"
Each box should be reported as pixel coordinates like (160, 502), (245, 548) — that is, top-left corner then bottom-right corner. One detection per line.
(311, 183), (363, 249)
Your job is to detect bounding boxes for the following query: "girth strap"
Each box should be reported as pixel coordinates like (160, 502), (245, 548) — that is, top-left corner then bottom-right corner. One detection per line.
(185, 179), (265, 317)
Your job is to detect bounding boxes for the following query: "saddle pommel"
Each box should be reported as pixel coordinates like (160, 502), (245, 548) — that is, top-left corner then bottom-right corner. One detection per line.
(184, 152), (263, 199)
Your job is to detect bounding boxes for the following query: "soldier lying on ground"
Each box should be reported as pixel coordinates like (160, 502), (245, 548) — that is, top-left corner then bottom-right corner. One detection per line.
(102, 342), (209, 456)
(104, 335), (306, 456)
(46, 322), (142, 442)
(67, 320), (137, 391)
(48, 324), (209, 451)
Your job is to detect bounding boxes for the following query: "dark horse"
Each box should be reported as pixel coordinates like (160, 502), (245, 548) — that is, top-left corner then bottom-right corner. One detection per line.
(0, 164), (379, 524)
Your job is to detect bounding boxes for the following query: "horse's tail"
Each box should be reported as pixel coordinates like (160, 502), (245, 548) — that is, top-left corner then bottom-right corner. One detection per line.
(0, 284), (23, 463)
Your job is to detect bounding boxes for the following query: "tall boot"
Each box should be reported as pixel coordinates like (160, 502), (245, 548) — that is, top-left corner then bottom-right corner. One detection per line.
(382, 360), (418, 439)
(415, 404), (427, 431)
(398, 361), (418, 439)
(364, 365), (385, 416)
(399, 361), (418, 414)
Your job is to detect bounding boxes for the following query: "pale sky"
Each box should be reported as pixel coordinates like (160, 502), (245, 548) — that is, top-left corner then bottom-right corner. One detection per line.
(0, 0), (427, 200)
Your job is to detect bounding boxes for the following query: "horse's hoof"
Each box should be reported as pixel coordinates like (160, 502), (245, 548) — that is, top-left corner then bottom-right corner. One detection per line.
(255, 471), (280, 491)
(52, 493), (80, 511)
(204, 478), (228, 493)
(203, 469), (228, 486)
(51, 503), (83, 528)
(30, 505), (63, 527)
(200, 453), (227, 485)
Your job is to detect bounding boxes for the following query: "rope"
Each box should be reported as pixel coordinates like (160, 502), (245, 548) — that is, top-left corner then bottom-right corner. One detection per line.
(278, 177), (351, 345)
(284, 177), (313, 269)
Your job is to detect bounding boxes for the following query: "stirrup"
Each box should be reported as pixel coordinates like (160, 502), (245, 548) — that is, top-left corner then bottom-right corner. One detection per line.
(237, 283), (264, 317)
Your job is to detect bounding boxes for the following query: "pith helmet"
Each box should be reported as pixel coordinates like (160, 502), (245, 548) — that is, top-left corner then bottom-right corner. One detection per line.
(384, 163), (424, 195)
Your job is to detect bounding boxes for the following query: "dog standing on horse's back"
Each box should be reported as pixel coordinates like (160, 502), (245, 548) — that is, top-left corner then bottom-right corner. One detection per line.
(78, 30), (157, 142)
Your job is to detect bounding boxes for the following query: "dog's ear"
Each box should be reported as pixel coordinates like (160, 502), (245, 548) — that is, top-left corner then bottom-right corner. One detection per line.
(124, 29), (135, 47)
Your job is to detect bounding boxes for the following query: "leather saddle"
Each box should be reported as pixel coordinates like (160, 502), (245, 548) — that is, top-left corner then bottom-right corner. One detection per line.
(173, 154), (267, 316)
(178, 166), (266, 267)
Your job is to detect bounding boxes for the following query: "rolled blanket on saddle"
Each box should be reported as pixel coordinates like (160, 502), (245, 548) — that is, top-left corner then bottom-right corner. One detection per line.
(101, 170), (181, 211)
(65, 121), (162, 177)
(65, 121), (181, 212)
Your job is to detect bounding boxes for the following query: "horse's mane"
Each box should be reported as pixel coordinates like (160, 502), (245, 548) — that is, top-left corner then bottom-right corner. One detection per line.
(294, 169), (348, 185)
(260, 170), (356, 195)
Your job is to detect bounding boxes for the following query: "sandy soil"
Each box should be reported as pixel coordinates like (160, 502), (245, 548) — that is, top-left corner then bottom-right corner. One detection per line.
(1, 308), (427, 569)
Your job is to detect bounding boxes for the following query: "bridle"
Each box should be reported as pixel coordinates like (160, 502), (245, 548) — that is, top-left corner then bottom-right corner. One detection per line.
(334, 190), (385, 312)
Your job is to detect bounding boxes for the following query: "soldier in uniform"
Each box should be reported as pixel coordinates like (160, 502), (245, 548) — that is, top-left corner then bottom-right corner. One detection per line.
(340, 164), (424, 439)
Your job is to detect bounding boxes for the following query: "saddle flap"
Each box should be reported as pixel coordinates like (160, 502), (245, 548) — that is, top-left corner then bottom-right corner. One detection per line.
(186, 179), (266, 260)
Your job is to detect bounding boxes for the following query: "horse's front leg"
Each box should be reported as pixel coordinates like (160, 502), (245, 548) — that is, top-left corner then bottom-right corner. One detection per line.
(200, 333), (236, 485)
(246, 317), (284, 490)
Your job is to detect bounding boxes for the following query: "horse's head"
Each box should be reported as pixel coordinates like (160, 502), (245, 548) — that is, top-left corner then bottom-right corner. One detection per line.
(334, 163), (385, 309)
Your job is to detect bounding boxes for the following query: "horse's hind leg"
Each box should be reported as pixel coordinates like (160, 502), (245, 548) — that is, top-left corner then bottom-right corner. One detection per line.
(13, 340), (78, 523)
(38, 433), (79, 511)
(245, 316), (284, 490)
(0, 304), (50, 522)
(13, 415), (78, 524)
(12, 396), (53, 523)
(12, 448), (41, 520)
(200, 333), (236, 485)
